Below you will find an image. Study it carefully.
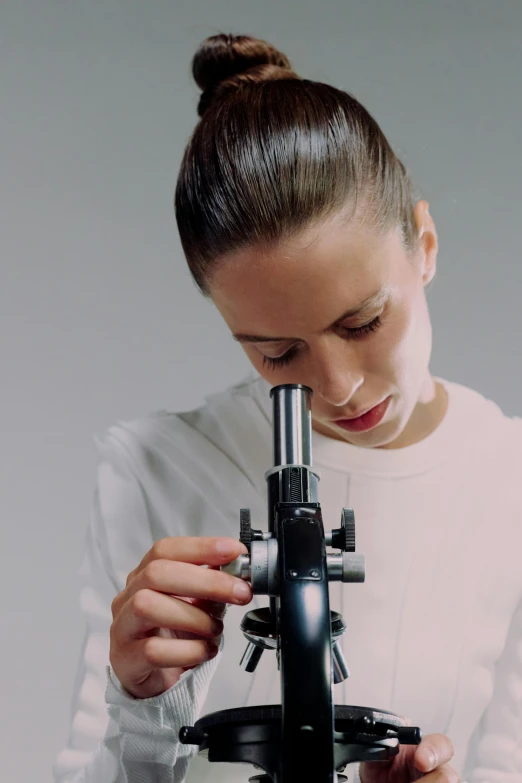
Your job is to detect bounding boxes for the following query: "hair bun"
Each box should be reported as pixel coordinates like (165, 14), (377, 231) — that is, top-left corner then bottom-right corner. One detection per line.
(192, 34), (298, 116)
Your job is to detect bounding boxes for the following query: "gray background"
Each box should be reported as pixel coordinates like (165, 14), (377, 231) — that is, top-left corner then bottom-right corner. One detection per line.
(2, 1), (521, 780)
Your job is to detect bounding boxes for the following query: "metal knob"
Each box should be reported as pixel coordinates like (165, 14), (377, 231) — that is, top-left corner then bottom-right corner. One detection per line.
(398, 727), (423, 744)
(179, 725), (206, 745)
(332, 641), (350, 683)
(326, 553), (365, 582)
(240, 641), (265, 672)
(220, 554), (251, 580)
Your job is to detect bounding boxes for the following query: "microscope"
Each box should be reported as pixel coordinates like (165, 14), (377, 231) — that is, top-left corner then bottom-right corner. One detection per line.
(180, 383), (421, 782)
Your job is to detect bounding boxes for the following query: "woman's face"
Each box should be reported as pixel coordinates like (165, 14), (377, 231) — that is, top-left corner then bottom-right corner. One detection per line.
(209, 200), (443, 449)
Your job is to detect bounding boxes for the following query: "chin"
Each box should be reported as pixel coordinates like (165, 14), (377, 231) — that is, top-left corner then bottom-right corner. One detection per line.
(343, 426), (397, 449)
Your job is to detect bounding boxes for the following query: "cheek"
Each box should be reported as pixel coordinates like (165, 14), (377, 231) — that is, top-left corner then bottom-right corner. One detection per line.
(372, 303), (427, 371)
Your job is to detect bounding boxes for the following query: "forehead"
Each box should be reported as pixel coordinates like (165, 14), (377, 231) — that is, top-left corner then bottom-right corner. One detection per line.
(209, 220), (404, 333)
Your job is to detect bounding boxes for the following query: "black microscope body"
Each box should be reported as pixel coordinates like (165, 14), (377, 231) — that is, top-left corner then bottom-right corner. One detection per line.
(180, 384), (421, 782)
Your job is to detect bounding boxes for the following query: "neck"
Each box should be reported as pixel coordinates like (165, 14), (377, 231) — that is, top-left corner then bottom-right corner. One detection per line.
(381, 374), (448, 449)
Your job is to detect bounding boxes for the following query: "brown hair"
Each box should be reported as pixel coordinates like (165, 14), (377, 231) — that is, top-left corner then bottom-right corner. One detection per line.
(175, 34), (419, 297)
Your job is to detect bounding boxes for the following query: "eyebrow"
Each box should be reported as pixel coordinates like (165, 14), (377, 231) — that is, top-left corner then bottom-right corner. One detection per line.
(232, 287), (390, 344)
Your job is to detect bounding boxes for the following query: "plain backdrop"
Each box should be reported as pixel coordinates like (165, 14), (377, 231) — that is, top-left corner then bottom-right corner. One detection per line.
(2, 1), (521, 781)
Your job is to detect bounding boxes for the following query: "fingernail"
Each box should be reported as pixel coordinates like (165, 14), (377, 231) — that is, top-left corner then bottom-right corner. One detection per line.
(211, 618), (224, 635)
(207, 643), (219, 659)
(215, 539), (238, 557)
(425, 751), (436, 769)
(233, 581), (251, 602)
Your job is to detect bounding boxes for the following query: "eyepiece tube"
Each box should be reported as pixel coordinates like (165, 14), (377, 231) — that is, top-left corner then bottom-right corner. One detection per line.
(270, 384), (313, 467)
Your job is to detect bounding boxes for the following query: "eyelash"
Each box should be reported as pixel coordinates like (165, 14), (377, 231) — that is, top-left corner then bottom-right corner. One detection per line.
(261, 315), (382, 370)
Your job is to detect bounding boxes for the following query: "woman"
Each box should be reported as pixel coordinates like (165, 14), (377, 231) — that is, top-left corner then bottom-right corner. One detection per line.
(53, 34), (522, 783)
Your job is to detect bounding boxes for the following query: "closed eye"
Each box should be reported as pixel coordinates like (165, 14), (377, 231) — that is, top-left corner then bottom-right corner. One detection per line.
(261, 315), (382, 371)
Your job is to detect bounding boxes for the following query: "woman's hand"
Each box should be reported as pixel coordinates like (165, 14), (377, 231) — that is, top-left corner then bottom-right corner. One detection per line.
(359, 732), (458, 783)
(109, 536), (252, 699)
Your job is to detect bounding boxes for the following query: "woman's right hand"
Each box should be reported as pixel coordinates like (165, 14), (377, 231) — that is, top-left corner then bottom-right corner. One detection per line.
(109, 536), (252, 699)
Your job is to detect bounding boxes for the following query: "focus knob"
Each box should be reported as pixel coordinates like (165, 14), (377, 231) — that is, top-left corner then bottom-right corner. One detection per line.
(240, 508), (254, 550)
(341, 508), (356, 552)
(331, 508), (356, 552)
(239, 508), (264, 551)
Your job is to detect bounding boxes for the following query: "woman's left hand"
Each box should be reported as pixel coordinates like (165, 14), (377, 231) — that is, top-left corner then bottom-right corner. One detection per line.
(359, 733), (458, 783)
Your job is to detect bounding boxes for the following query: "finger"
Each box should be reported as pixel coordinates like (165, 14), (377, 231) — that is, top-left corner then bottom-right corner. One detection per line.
(113, 539), (250, 619)
(414, 762), (459, 783)
(135, 537), (248, 574)
(137, 635), (220, 669)
(125, 558), (252, 607)
(114, 589), (224, 641)
(173, 591), (228, 617)
(115, 635), (220, 686)
(187, 565), (232, 618)
(414, 734), (455, 774)
(186, 597), (229, 620)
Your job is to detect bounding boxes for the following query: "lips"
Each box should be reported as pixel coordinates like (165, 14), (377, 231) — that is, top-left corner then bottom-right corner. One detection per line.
(332, 396), (391, 433)
(336, 404), (382, 421)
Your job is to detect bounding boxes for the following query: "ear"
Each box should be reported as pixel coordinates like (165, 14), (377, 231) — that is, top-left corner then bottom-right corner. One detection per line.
(413, 200), (438, 286)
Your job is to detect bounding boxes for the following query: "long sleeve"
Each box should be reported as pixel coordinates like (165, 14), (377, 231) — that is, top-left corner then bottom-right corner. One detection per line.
(53, 427), (224, 783)
(466, 594), (522, 782)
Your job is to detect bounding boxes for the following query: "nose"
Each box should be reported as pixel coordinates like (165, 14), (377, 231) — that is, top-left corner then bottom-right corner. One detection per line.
(314, 367), (364, 408)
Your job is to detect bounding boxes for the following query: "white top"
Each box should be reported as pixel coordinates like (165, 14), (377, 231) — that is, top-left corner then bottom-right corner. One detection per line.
(53, 370), (522, 783)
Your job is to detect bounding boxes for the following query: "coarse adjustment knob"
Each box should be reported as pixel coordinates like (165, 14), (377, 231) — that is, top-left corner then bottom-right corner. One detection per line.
(331, 508), (356, 552)
(240, 508), (254, 549)
(341, 508), (356, 552)
(239, 508), (264, 552)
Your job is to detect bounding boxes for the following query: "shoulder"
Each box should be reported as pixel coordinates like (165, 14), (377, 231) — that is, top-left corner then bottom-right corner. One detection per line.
(441, 375), (522, 470)
(93, 370), (272, 486)
(441, 375), (522, 431)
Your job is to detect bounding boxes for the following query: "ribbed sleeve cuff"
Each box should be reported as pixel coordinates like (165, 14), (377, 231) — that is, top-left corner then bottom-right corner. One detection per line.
(104, 634), (225, 770)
